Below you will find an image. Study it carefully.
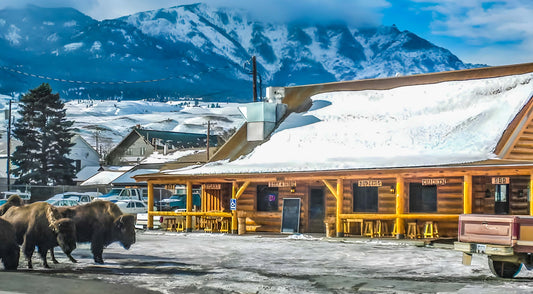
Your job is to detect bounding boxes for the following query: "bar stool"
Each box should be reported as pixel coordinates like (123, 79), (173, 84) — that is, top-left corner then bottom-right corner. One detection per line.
(363, 220), (374, 237)
(176, 219), (185, 232)
(423, 221), (439, 238)
(219, 218), (229, 233)
(407, 222), (419, 239)
(374, 220), (389, 237)
(166, 218), (176, 231)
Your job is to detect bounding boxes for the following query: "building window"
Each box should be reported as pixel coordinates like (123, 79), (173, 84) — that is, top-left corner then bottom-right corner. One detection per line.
(75, 160), (81, 172)
(125, 148), (133, 155)
(409, 183), (437, 213)
(140, 147), (146, 156)
(353, 184), (378, 212)
(257, 185), (278, 212)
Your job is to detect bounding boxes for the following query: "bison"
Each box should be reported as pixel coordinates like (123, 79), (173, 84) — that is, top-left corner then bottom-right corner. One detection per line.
(57, 200), (136, 264)
(0, 217), (20, 270)
(2, 202), (77, 269)
(0, 194), (24, 216)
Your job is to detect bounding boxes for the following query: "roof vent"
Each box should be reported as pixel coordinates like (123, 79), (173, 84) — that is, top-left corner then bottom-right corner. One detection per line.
(239, 88), (287, 141)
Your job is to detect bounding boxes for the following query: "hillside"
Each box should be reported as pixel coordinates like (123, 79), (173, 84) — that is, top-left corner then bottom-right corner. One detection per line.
(0, 4), (478, 101)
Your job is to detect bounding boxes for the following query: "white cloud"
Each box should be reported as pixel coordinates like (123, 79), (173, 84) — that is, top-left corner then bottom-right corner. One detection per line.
(410, 0), (533, 65)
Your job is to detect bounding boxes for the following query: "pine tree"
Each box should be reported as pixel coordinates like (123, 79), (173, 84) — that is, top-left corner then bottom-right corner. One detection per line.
(11, 83), (75, 185)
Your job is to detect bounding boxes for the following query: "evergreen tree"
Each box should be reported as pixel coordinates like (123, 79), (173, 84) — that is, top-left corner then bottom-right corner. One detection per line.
(12, 83), (75, 185)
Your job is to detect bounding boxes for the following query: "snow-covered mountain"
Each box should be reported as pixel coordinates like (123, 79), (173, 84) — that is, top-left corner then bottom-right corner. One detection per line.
(0, 4), (479, 101)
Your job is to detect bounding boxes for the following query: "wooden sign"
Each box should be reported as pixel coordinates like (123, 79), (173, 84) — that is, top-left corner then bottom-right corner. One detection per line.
(204, 183), (221, 190)
(422, 178), (446, 186)
(268, 181), (296, 188)
(357, 180), (382, 187)
(492, 177), (510, 184)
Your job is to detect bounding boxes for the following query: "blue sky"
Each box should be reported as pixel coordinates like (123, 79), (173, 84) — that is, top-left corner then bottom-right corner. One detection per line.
(1, 0), (531, 66)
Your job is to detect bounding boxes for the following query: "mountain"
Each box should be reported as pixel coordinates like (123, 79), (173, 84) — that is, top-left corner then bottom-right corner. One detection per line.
(0, 4), (478, 102)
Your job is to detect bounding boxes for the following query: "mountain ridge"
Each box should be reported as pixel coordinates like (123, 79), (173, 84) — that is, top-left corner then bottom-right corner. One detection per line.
(0, 3), (483, 101)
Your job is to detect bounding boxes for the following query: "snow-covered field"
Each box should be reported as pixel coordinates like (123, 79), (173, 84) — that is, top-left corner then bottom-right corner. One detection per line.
(0, 96), (245, 154)
(28, 232), (533, 293)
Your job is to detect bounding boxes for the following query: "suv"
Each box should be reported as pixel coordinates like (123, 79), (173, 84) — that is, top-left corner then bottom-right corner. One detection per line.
(95, 187), (143, 203)
(157, 193), (201, 211)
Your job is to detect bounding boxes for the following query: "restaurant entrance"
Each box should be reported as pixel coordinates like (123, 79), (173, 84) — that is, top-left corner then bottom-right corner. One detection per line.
(308, 188), (325, 233)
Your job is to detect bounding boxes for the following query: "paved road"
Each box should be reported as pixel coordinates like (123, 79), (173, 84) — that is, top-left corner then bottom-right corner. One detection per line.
(2, 231), (533, 293)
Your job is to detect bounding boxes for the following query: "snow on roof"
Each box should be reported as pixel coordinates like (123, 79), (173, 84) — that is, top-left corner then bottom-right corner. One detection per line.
(74, 165), (101, 182)
(112, 168), (160, 184)
(141, 150), (198, 164)
(165, 72), (533, 176)
(80, 171), (124, 186)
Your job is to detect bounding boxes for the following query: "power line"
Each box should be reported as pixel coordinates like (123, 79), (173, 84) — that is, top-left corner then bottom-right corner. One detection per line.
(0, 65), (229, 85)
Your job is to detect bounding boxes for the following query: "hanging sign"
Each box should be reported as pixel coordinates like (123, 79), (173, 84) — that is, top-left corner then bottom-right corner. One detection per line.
(422, 178), (446, 186)
(357, 180), (382, 187)
(492, 177), (510, 184)
(268, 181), (296, 188)
(204, 183), (221, 190)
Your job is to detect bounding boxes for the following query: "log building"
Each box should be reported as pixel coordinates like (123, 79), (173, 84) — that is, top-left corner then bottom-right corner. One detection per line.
(136, 62), (533, 238)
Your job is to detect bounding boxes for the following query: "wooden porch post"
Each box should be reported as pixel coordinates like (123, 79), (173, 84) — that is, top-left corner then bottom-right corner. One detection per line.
(231, 181), (250, 234)
(147, 182), (154, 229)
(322, 179), (343, 237)
(530, 172), (533, 216)
(336, 179), (344, 237)
(231, 183), (237, 234)
(463, 174), (473, 214)
(186, 181), (193, 232)
(395, 176), (405, 238)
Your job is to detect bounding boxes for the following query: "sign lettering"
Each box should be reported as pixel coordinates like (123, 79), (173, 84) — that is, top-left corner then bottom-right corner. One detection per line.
(422, 178), (446, 186)
(357, 180), (382, 187)
(268, 181), (296, 188)
(492, 177), (510, 184)
(204, 183), (221, 190)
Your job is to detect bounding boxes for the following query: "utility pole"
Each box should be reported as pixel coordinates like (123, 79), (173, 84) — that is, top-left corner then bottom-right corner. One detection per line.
(206, 121), (211, 162)
(252, 56), (257, 102)
(6, 99), (12, 191)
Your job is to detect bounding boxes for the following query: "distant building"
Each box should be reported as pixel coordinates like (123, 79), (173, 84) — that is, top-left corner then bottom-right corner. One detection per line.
(105, 128), (219, 166)
(68, 134), (101, 173)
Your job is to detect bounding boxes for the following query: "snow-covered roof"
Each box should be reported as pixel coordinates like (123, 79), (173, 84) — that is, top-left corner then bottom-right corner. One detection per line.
(164, 72), (533, 176)
(74, 165), (102, 182)
(112, 168), (160, 185)
(80, 171), (124, 186)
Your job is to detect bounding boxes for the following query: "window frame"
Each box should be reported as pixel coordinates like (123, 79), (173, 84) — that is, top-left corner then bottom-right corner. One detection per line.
(352, 184), (379, 212)
(256, 185), (279, 212)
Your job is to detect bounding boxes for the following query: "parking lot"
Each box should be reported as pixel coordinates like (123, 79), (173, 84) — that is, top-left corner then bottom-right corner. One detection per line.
(3, 231), (533, 293)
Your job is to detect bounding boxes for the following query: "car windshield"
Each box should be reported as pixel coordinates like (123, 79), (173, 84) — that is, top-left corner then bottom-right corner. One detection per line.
(104, 189), (122, 196)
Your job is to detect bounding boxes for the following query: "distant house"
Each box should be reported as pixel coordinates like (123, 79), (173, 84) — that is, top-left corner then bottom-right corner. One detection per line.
(105, 128), (219, 166)
(68, 135), (100, 172)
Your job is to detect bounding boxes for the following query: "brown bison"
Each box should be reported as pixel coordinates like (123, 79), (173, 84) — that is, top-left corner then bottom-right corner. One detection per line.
(0, 217), (19, 270)
(2, 202), (77, 268)
(0, 194), (24, 216)
(57, 200), (136, 264)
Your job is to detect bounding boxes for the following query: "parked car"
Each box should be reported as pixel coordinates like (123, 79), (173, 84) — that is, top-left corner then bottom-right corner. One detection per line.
(1, 190), (31, 205)
(46, 199), (80, 207)
(116, 199), (148, 214)
(95, 187), (143, 203)
(48, 192), (95, 204)
(135, 213), (162, 230)
(157, 193), (201, 211)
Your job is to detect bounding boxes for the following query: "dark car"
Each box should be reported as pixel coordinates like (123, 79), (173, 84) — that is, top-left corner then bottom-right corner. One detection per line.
(157, 193), (201, 211)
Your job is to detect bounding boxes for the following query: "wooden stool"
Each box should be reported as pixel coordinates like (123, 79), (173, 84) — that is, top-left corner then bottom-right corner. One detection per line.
(374, 220), (389, 237)
(204, 218), (214, 233)
(407, 222), (419, 239)
(423, 221), (439, 239)
(219, 218), (229, 233)
(176, 219), (185, 232)
(392, 220), (400, 237)
(166, 218), (176, 231)
(363, 220), (374, 237)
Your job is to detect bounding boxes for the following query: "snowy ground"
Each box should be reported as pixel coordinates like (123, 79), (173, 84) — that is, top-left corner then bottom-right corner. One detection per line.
(13, 231), (533, 294)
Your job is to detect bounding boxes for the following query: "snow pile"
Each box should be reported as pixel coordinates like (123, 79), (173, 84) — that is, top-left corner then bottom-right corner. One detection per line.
(166, 72), (533, 175)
